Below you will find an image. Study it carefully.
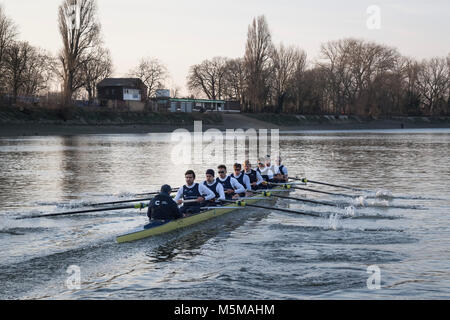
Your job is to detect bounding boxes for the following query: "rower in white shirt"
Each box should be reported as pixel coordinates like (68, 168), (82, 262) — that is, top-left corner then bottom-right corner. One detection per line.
(203, 169), (226, 205)
(276, 157), (289, 182)
(231, 163), (253, 196)
(257, 157), (277, 182)
(265, 155), (280, 178)
(174, 170), (216, 215)
(216, 165), (246, 200)
(244, 160), (265, 190)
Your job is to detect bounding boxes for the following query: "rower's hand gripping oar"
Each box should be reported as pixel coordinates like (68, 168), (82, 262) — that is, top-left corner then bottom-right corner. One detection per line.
(16, 203), (149, 220)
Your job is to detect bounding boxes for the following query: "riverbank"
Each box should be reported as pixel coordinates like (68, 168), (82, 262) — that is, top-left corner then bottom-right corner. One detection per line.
(0, 106), (449, 136)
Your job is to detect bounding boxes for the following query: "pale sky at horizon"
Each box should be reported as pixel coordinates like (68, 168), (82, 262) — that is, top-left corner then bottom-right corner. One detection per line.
(2, 0), (450, 95)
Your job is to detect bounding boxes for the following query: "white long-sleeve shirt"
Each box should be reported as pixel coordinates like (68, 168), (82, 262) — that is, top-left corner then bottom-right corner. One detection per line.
(174, 183), (216, 202)
(258, 165), (279, 180)
(203, 180), (226, 201)
(217, 176), (246, 195)
(232, 173), (252, 191)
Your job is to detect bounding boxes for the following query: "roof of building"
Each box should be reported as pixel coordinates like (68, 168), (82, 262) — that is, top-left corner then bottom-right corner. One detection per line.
(97, 78), (147, 88)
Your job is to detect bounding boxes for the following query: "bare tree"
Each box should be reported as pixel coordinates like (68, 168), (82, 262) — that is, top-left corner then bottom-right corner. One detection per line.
(129, 57), (168, 99)
(317, 40), (353, 114)
(24, 49), (56, 97)
(58, 0), (101, 105)
(4, 42), (56, 102)
(318, 38), (400, 115)
(187, 57), (228, 100)
(81, 46), (113, 103)
(417, 57), (449, 115)
(223, 58), (246, 103)
(271, 44), (307, 112)
(4, 41), (32, 102)
(0, 5), (18, 94)
(244, 15), (273, 112)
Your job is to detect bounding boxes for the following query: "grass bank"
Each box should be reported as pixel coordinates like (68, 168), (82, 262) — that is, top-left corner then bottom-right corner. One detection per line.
(0, 105), (223, 126)
(245, 113), (450, 127)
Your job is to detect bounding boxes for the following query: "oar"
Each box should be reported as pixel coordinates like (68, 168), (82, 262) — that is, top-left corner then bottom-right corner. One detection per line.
(16, 203), (149, 220)
(290, 186), (361, 199)
(289, 177), (369, 192)
(222, 200), (324, 218)
(261, 192), (341, 208)
(91, 197), (155, 207)
(135, 188), (179, 197)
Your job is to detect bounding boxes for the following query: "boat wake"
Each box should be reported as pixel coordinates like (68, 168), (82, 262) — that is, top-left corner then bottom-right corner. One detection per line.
(360, 190), (443, 201)
(349, 197), (425, 210)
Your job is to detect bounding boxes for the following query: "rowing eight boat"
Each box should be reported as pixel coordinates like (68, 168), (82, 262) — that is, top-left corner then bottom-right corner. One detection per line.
(116, 185), (292, 243)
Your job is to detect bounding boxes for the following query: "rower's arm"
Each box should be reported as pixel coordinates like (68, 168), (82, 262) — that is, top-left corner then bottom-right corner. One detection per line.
(199, 184), (216, 201)
(216, 183), (226, 201)
(243, 175), (252, 191)
(174, 188), (183, 202)
(256, 171), (264, 185)
(231, 177), (246, 194)
(273, 165), (280, 175)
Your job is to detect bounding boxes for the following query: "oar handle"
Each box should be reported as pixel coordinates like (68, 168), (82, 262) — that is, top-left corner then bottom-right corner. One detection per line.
(182, 199), (201, 204)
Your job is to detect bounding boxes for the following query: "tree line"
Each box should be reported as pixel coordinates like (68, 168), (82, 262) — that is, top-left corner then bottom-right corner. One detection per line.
(187, 16), (450, 116)
(1, 2), (449, 116)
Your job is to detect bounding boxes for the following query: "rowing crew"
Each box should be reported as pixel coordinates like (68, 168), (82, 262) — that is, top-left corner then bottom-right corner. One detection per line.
(147, 157), (289, 221)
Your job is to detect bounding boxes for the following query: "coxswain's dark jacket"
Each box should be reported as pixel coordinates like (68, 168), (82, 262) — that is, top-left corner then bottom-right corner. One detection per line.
(147, 192), (182, 220)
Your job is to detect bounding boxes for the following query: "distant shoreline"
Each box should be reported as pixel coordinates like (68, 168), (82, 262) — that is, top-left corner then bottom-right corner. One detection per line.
(1, 106), (449, 136)
(1, 117), (449, 137)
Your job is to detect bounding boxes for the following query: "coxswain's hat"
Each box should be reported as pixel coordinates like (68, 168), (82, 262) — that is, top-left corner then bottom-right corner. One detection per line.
(161, 184), (172, 194)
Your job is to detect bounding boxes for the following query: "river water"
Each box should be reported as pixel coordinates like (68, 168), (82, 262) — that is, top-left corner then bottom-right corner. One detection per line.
(0, 129), (449, 299)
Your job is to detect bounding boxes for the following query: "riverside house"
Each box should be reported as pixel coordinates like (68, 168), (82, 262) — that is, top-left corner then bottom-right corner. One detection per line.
(97, 78), (148, 111)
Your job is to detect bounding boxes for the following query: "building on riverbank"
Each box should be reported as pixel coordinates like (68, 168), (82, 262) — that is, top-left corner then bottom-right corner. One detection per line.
(97, 78), (148, 111)
(151, 97), (241, 113)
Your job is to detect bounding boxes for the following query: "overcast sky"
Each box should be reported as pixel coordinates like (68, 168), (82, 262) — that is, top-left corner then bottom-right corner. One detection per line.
(2, 0), (450, 95)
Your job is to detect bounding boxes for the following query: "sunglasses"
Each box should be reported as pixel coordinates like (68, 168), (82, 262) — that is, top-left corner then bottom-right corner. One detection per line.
(218, 171), (225, 174)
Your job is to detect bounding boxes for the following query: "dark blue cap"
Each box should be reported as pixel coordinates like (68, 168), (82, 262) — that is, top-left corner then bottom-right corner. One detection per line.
(161, 185), (172, 194)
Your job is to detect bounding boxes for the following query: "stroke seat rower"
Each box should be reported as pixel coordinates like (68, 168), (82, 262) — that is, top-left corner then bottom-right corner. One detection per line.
(174, 170), (216, 215)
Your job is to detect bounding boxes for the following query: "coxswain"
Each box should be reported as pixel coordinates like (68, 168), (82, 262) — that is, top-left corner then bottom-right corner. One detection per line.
(244, 160), (265, 190)
(147, 184), (182, 221)
(231, 163), (252, 196)
(277, 157), (289, 182)
(216, 165), (246, 200)
(203, 169), (226, 205)
(174, 170), (215, 215)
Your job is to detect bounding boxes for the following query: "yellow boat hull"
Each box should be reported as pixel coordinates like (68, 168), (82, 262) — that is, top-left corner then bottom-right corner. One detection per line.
(116, 186), (290, 243)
